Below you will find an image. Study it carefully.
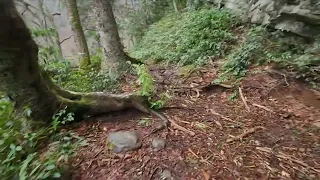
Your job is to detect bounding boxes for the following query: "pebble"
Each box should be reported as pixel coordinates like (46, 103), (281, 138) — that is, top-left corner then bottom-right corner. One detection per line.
(152, 138), (166, 151)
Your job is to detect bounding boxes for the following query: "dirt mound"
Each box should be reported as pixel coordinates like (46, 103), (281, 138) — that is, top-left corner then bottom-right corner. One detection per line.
(69, 65), (320, 180)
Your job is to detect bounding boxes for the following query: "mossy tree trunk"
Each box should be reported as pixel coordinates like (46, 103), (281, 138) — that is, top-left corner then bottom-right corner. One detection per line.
(65, 0), (90, 69)
(91, 0), (133, 75)
(0, 0), (148, 121)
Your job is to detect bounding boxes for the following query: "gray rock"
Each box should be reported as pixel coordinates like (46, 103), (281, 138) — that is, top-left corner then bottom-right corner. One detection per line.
(107, 131), (142, 153)
(152, 138), (166, 151)
(215, 0), (320, 38)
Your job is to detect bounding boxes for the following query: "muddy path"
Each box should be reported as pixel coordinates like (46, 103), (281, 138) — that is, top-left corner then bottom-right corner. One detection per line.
(68, 65), (320, 180)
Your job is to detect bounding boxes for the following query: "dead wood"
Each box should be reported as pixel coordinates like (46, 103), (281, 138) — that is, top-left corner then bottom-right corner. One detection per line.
(239, 87), (251, 112)
(227, 126), (265, 143)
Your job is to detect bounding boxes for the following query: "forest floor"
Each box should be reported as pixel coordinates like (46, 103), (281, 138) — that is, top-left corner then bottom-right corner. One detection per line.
(68, 63), (320, 180)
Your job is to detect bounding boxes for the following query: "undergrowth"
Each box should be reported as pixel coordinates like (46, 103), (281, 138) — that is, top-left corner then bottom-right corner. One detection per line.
(216, 26), (268, 82)
(0, 96), (87, 179)
(133, 64), (170, 109)
(216, 25), (320, 87)
(131, 8), (239, 66)
(42, 52), (118, 93)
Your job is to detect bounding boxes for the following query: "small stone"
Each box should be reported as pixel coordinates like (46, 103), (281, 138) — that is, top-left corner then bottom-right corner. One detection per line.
(160, 169), (173, 180)
(313, 122), (320, 128)
(107, 131), (142, 153)
(298, 148), (305, 152)
(152, 138), (166, 151)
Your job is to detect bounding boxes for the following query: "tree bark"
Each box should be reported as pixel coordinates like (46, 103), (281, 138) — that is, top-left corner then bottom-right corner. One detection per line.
(91, 0), (133, 75)
(65, 0), (90, 69)
(0, 0), (148, 122)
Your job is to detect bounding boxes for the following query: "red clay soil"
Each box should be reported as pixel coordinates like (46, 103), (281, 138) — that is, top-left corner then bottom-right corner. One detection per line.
(68, 64), (320, 180)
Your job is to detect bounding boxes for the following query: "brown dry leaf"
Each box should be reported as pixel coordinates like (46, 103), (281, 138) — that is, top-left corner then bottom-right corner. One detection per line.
(201, 169), (210, 180)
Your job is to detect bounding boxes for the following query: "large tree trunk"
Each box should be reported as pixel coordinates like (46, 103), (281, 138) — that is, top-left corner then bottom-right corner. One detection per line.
(65, 0), (90, 69)
(91, 0), (132, 75)
(0, 0), (148, 122)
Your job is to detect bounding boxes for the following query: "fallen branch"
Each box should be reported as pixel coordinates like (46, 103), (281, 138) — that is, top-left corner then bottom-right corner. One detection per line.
(227, 126), (265, 143)
(256, 147), (320, 173)
(252, 103), (274, 113)
(239, 87), (250, 112)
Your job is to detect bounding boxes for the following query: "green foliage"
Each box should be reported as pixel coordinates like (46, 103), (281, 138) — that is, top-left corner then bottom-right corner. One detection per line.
(220, 26), (267, 79)
(89, 48), (103, 70)
(133, 64), (170, 109)
(119, 0), (172, 44)
(38, 46), (60, 63)
(138, 118), (152, 127)
(44, 59), (118, 92)
(52, 107), (75, 131)
(133, 64), (156, 96)
(30, 27), (57, 38)
(131, 8), (239, 65)
(0, 97), (87, 179)
(216, 25), (320, 87)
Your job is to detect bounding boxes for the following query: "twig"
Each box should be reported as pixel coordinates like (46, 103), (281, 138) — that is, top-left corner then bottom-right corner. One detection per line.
(278, 152), (320, 173)
(188, 148), (200, 158)
(265, 81), (282, 96)
(170, 117), (196, 136)
(52, 12), (61, 16)
(239, 87), (250, 112)
(256, 147), (320, 173)
(148, 166), (162, 180)
(252, 103), (274, 113)
(60, 34), (73, 44)
(267, 69), (290, 87)
(209, 109), (242, 125)
(227, 126), (265, 143)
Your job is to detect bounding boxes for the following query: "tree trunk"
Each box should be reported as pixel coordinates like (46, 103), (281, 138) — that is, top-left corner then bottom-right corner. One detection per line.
(65, 0), (90, 69)
(0, 0), (148, 122)
(37, 0), (63, 59)
(173, 0), (179, 12)
(91, 0), (132, 75)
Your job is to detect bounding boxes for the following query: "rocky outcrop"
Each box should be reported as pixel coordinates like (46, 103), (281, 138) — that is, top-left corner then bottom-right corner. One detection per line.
(213, 0), (320, 38)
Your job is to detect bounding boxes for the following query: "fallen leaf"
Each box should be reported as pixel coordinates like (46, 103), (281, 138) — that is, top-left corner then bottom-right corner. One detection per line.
(201, 169), (210, 180)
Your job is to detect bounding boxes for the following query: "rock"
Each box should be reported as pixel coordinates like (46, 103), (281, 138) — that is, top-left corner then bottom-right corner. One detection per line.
(313, 122), (320, 128)
(216, 0), (320, 38)
(160, 169), (173, 180)
(107, 131), (142, 153)
(152, 138), (166, 151)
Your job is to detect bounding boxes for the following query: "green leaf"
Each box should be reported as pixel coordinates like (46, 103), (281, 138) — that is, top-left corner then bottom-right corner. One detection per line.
(45, 164), (56, 171)
(15, 146), (22, 151)
(53, 172), (61, 178)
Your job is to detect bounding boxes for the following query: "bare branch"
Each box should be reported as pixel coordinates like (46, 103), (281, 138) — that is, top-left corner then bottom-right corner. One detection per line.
(60, 34), (74, 44)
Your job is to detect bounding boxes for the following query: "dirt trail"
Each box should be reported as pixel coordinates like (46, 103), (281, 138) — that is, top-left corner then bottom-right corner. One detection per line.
(69, 65), (320, 180)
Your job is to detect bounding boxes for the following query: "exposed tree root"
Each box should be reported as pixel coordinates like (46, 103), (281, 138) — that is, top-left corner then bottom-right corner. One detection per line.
(0, 1), (167, 134)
